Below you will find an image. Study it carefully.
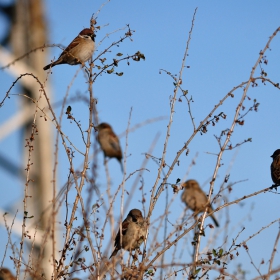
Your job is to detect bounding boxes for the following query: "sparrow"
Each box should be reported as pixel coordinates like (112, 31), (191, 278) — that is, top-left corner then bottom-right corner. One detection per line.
(96, 123), (123, 172)
(110, 209), (146, 259)
(0, 268), (16, 280)
(181, 179), (219, 227)
(271, 149), (280, 184)
(43, 28), (95, 70)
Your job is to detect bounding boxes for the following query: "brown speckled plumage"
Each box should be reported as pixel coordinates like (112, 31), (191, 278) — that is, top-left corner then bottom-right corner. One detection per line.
(181, 179), (219, 227)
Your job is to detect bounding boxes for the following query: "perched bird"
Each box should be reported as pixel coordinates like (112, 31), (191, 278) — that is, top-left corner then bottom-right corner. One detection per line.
(181, 179), (219, 227)
(271, 149), (280, 184)
(96, 123), (123, 172)
(0, 268), (16, 280)
(110, 209), (146, 259)
(43, 28), (95, 70)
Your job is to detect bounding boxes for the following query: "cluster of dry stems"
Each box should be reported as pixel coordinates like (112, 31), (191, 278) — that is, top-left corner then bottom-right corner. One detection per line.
(1, 10), (280, 280)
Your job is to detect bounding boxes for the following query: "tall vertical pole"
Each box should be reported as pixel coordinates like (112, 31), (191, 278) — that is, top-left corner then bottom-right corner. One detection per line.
(11, 0), (55, 278)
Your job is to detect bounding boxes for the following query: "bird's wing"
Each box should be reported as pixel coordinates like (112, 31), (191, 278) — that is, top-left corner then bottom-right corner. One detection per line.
(196, 190), (208, 203)
(272, 156), (280, 179)
(108, 133), (121, 152)
(59, 37), (80, 57)
(114, 219), (129, 247)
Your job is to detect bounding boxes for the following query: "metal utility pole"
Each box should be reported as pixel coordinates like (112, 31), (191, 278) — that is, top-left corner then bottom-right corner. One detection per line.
(0, 0), (56, 279)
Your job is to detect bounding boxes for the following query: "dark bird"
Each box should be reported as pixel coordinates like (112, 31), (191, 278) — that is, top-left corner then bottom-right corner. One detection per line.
(110, 209), (146, 259)
(271, 149), (280, 184)
(0, 268), (16, 280)
(43, 28), (95, 70)
(181, 179), (219, 227)
(96, 122), (123, 172)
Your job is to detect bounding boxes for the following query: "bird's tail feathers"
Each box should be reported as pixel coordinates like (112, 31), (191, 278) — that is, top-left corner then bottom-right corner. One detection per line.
(211, 214), (219, 227)
(43, 63), (52, 70)
(109, 248), (118, 259)
(119, 159), (124, 173)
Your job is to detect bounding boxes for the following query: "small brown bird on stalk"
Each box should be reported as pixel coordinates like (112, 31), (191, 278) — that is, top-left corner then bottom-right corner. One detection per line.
(96, 122), (123, 172)
(0, 268), (16, 280)
(43, 28), (95, 70)
(181, 179), (219, 227)
(110, 209), (146, 259)
(271, 149), (280, 184)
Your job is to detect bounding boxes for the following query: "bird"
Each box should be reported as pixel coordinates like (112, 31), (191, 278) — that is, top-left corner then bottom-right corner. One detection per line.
(181, 179), (219, 227)
(96, 123), (123, 172)
(270, 149), (280, 184)
(43, 28), (95, 70)
(0, 268), (16, 280)
(110, 209), (146, 259)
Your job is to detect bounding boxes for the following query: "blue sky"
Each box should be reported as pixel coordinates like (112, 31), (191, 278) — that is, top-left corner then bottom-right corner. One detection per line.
(1, 1), (280, 279)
